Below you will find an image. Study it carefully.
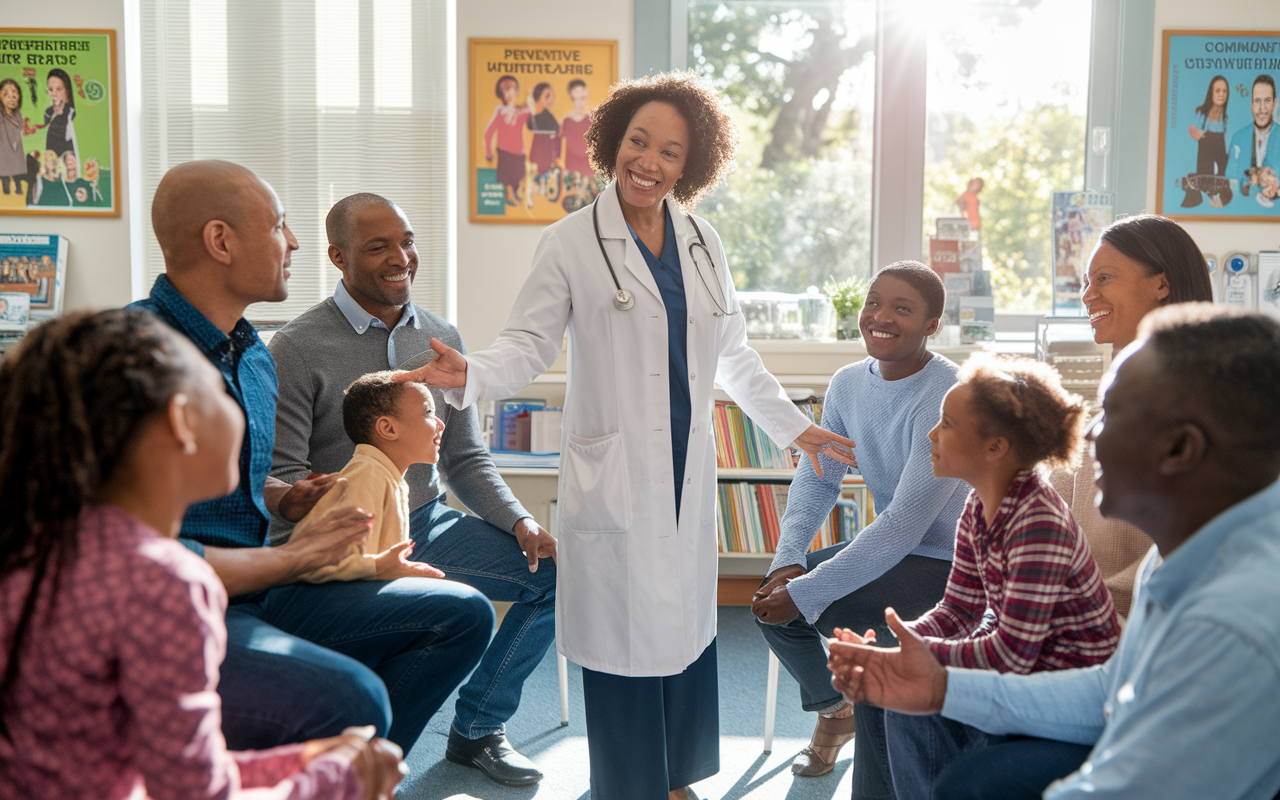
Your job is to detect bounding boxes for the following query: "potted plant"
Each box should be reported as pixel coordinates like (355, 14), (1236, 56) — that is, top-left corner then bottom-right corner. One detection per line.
(822, 276), (868, 340)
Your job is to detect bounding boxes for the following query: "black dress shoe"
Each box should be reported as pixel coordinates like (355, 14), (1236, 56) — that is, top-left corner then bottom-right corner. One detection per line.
(445, 728), (543, 787)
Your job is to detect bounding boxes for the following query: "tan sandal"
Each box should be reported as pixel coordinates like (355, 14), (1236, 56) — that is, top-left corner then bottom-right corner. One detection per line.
(791, 711), (857, 777)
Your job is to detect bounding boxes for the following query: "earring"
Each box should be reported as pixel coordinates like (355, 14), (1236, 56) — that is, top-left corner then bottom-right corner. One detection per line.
(183, 440), (197, 455)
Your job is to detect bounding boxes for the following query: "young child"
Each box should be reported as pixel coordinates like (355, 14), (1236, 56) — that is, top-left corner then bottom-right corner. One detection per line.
(0, 309), (403, 799)
(879, 353), (1122, 800)
(292, 370), (448, 583)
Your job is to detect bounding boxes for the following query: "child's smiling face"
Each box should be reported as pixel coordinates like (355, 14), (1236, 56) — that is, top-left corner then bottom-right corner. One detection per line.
(394, 383), (444, 464)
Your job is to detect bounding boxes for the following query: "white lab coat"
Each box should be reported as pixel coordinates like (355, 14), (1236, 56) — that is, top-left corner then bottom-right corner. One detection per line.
(448, 180), (811, 676)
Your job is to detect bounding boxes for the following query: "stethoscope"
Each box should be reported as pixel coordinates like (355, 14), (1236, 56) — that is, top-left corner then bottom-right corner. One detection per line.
(592, 194), (737, 316)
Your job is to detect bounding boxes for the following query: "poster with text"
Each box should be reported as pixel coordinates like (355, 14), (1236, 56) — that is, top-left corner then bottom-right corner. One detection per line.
(0, 29), (119, 216)
(1157, 30), (1280, 221)
(469, 38), (616, 224)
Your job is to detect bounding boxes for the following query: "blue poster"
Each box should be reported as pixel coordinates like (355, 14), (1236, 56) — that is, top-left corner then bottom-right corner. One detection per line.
(1158, 31), (1280, 220)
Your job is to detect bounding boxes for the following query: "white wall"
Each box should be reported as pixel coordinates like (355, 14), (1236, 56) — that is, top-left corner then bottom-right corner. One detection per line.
(1146, 1), (1280, 261)
(454, 0), (634, 350)
(2, 0), (135, 312)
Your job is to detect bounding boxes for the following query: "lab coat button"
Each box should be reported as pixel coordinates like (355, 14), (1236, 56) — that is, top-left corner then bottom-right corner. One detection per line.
(690, 373), (696, 380)
(686, 478), (692, 484)
(688, 316), (694, 324)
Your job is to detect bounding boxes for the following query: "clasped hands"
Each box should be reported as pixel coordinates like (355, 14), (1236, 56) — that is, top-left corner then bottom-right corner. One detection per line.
(826, 607), (949, 716)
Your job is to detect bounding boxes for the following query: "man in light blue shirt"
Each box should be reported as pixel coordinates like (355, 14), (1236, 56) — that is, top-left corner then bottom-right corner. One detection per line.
(828, 305), (1280, 800)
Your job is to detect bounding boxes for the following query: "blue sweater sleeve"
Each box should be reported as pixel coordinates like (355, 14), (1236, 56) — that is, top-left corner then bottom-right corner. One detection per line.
(780, 373), (963, 622)
(768, 379), (852, 574)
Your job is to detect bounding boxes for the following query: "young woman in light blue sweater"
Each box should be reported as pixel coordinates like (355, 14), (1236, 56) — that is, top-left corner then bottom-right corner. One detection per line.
(754, 261), (969, 798)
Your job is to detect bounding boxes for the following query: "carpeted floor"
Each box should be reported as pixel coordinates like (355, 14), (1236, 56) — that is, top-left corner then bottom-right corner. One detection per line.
(397, 606), (856, 800)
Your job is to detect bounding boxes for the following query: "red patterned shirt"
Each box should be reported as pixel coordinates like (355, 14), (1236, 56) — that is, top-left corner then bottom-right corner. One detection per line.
(907, 469), (1120, 673)
(0, 504), (363, 800)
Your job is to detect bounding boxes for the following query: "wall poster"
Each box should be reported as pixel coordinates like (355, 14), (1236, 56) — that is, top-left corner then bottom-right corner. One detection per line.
(469, 38), (617, 224)
(0, 29), (119, 216)
(1157, 30), (1280, 221)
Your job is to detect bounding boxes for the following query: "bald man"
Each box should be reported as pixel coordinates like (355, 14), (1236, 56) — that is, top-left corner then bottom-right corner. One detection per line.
(129, 160), (492, 754)
(268, 192), (556, 787)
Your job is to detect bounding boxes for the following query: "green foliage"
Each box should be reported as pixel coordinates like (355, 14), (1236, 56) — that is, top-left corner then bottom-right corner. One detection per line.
(699, 151), (872, 292)
(924, 102), (1085, 312)
(822, 274), (868, 318)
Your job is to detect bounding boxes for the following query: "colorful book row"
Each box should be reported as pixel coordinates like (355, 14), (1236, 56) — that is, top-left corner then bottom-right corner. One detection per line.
(716, 481), (859, 555)
(714, 398), (822, 470)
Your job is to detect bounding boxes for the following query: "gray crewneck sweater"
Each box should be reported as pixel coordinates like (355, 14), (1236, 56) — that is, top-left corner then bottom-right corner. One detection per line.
(267, 298), (530, 544)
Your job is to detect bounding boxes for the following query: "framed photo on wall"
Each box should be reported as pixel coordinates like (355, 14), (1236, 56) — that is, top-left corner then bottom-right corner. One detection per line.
(0, 28), (120, 217)
(469, 38), (617, 225)
(1157, 30), (1280, 221)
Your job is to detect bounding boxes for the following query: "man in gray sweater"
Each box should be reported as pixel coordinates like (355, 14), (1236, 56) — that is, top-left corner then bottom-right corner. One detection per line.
(269, 193), (557, 787)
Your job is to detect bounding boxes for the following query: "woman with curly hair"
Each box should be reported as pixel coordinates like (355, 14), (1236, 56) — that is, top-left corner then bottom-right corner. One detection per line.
(402, 71), (855, 799)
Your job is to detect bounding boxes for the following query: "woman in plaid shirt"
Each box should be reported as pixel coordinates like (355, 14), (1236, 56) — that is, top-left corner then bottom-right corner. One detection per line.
(865, 353), (1121, 799)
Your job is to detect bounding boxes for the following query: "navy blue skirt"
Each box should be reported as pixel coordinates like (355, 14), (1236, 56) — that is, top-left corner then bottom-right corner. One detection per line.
(581, 639), (720, 799)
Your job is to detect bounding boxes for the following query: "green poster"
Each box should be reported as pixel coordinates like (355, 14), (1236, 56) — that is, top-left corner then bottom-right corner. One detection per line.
(0, 29), (119, 216)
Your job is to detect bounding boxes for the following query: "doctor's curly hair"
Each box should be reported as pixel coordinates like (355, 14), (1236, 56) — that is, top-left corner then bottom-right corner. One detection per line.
(585, 71), (737, 208)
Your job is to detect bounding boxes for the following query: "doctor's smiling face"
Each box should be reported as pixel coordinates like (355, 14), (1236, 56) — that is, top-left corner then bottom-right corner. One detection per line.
(614, 101), (688, 215)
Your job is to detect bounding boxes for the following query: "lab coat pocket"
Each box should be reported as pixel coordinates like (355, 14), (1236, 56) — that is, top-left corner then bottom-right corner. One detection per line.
(560, 431), (632, 533)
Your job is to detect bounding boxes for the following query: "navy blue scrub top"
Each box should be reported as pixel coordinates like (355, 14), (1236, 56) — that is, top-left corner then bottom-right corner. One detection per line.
(627, 204), (692, 517)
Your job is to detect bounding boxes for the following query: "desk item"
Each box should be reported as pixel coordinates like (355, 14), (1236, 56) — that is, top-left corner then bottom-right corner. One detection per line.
(1221, 252), (1255, 310)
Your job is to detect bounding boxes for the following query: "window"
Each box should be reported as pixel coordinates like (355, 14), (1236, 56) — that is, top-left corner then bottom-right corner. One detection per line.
(140, 0), (451, 323)
(688, 0), (876, 294)
(922, 0), (1091, 313)
(686, 0), (1095, 315)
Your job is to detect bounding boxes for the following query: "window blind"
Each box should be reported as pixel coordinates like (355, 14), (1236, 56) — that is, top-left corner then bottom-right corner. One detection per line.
(140, 0), (450, 323)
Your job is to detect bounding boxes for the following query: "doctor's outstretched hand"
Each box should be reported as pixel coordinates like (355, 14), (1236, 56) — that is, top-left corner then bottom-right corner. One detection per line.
(794, 425), (857, 478)
(395, 337), (468, 388)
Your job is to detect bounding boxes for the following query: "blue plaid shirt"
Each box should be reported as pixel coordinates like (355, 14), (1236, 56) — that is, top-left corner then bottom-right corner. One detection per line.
(129, 275), (278, 550)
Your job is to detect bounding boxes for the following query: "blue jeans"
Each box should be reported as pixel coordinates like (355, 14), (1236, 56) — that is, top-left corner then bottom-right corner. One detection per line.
(221, 573), (492, 750)
(885, 713), (1003, 800)
(884, 713), (1091, 800)
(756, 547), (951, 800)
(217, 498), (556, 751)
(407, 497), (557, 739)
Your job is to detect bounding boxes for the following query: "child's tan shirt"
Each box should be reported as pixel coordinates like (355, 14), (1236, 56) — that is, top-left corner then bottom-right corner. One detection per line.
(293, 444), (411, 583)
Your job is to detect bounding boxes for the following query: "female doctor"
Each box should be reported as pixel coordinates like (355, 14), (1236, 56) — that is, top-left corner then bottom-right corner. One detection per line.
(404, 72), (856, 800)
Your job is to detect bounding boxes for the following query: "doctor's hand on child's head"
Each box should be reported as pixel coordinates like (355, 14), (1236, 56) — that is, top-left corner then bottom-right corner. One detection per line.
(374, 540), (446, 580)
(395, 337), (468, 389)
